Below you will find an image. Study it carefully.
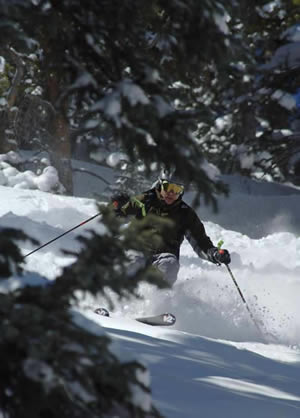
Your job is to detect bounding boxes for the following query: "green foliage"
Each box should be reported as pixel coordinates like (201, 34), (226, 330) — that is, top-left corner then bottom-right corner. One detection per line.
(0, 289), (159, 418)
(109, 160), (155, 197)
(0, 228), (37, 278)
(4, 1), (300, 416)
(0, 0), (242, 206)
(0, 73), (10, 97)
(194, 0), (300, 184)
(0, 210), (167, 417)
(2, 0), (300, 187)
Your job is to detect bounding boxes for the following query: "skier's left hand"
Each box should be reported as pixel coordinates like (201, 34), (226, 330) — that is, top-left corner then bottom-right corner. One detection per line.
(214, 248), (231, 265)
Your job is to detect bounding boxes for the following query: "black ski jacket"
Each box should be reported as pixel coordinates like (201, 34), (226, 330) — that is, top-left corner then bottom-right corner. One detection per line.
(119, 188), (215, 260)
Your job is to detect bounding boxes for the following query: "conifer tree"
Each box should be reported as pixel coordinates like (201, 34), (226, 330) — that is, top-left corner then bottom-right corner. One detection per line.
(0, 211), (167, 417)
(195, 0), (300, 183)
(0, 0), (248, 206)
(2, 1), (296, 416)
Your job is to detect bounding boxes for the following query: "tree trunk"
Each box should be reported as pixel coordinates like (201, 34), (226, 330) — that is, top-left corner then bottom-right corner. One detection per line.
(46, 72), (74, 195)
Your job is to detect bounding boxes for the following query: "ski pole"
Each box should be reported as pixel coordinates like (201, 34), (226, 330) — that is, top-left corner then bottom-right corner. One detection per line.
(23, 212), (101, 258)
(224, 263), (263, 335)
(217, 240), (264, 336)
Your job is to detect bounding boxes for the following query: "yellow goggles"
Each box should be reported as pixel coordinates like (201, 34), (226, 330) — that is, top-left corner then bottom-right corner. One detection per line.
(161, 180), (184, 195)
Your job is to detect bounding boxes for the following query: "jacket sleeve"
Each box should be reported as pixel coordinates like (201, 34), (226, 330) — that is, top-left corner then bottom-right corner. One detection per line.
(184, 207), (216, 261)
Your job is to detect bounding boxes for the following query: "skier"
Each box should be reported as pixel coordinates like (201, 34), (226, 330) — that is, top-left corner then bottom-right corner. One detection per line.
(112, 171), (231, 285)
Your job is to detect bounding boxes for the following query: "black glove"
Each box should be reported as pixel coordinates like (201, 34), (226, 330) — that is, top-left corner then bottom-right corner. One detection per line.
(207, 247), (231, 265)
(111, 192), (130, 208)
(111, 192), (130, 216)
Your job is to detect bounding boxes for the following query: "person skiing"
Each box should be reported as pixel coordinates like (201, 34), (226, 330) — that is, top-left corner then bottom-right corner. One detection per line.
(112, 170), (231, 285)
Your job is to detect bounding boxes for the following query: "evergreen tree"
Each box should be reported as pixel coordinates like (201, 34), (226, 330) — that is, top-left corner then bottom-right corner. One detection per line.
(194, 0), (300, 184)
(3, 1), (298, 415)
(0, 0), (249, 206)
(2, 1), (300, 188)
(0, 210), (168, 417)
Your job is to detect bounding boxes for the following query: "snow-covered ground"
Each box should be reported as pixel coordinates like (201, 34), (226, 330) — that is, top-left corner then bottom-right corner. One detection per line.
(1, 173), (300, 417)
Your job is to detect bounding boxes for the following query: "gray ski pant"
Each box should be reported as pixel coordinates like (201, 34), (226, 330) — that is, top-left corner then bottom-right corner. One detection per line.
(127, 251), (180, 286)
(152, 253), (180, 286)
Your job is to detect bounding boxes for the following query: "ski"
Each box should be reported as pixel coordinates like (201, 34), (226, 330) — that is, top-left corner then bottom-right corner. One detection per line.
(135, 312), (176, 326)
(94, 307), (110, 317)
(94, 308), (176, 326)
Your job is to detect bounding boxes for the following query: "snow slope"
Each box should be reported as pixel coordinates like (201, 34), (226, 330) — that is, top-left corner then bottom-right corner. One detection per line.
(85, 314), (300, 418)
(1, 180), (300, 417)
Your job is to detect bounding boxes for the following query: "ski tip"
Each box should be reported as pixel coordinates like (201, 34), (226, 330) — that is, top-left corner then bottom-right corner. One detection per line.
(136, 312), (176, 326)
(94, 307), (110, 317)
(163, 313), (176, 325)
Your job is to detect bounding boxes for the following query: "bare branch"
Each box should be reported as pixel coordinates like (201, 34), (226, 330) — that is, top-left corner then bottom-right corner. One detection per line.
(73, 167), (110, 185)
(6, 47), (25, 108)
